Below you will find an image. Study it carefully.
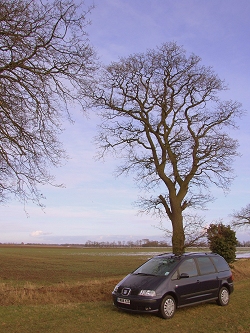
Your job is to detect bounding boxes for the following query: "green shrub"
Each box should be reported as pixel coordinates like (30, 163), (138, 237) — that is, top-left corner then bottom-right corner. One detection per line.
(206, 223), (237, 263)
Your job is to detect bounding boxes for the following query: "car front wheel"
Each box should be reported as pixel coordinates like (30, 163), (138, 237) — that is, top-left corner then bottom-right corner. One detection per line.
(217, 286), (230, 306)
(159, 295), (176, 319)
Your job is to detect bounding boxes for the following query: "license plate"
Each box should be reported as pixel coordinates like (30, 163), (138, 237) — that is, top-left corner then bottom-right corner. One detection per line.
(117, 297), (130, 305)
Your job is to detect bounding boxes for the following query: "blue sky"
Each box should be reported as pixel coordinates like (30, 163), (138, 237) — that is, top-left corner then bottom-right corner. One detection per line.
(1, 0), (250, 244)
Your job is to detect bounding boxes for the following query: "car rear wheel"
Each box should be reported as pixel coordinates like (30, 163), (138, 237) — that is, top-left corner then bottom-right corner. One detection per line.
(159, 295), (176, 319)
(217, 286), (230, 306)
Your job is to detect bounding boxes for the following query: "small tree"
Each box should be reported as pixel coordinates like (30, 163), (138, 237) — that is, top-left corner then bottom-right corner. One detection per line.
(206, 223), (237, 263)
(231, 203), (250, 229)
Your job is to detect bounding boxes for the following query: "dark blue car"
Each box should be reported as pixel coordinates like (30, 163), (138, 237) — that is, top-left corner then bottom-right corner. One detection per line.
(112, 252), (234, 319)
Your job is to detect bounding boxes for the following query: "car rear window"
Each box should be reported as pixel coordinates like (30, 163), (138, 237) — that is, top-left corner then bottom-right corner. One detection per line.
(196, 257), (216, 275)
(211, 256), (230, 272)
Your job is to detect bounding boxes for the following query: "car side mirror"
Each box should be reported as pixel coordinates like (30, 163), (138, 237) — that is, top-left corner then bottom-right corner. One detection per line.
(180, 272), (189, 279)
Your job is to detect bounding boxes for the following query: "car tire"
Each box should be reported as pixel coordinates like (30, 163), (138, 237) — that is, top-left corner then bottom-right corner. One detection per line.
(217, 286), (230, 306)
(159, 295), (176, 319)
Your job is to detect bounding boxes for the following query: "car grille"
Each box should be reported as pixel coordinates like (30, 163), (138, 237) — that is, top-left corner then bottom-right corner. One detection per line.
(118, 286), (139, 295)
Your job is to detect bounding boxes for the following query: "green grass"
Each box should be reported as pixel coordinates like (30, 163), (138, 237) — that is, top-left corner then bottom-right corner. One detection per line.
(0, 246), (249, 333)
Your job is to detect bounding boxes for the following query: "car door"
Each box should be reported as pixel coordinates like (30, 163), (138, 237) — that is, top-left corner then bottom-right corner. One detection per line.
(172, 258), (201, 306)
(195, 256), (219, 301)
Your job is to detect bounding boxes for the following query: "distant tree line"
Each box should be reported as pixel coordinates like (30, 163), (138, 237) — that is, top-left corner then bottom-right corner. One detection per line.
(1, 238), (250, 248)
(68, 239), (171, 248)
(0, 239), (170, 247)
(237, 240), (250, 247)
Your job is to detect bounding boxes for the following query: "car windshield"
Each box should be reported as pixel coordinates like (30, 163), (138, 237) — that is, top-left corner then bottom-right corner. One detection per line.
(133, 257), (180, 276)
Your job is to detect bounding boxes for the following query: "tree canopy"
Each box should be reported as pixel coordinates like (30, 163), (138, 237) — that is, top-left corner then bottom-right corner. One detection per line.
(91, 42), (243, 254)
(0, 0), (95, 205)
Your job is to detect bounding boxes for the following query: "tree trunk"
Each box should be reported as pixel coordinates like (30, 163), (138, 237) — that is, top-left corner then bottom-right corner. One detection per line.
(171, 210), (185, 255)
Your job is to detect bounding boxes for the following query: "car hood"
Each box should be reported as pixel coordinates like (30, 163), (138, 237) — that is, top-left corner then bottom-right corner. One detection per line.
(119, 273), (167, 291)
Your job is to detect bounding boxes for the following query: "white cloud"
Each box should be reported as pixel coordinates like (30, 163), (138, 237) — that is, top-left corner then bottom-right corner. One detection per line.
(30, 230), (52, 237)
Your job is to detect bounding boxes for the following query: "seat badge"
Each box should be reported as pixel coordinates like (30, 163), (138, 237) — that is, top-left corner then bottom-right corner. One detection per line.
(122, 288), (131, 296)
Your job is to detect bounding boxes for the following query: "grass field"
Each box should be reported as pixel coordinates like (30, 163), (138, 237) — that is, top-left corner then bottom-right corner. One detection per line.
(0, 246), (250, 333)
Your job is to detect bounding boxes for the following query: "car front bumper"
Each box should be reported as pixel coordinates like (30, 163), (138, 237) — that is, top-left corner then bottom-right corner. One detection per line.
(112, 292), (161, 313)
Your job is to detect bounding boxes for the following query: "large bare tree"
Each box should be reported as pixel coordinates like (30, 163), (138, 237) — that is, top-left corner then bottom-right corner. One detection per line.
(0, 0), (95, 205)
(92, 42), (243, 255)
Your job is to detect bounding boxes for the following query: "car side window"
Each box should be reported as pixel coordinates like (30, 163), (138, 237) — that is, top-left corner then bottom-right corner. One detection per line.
(178, 258), (198, 277)
(196, 257), (216, 275)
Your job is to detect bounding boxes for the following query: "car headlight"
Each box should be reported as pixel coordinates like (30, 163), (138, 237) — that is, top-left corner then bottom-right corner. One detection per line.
(113, 285), (119, 292)
(139, 290), (156, 297)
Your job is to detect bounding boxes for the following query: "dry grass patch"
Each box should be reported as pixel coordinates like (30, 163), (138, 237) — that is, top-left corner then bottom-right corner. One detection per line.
(0, 278), (117, 306)
(231, 258), (250, 281)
